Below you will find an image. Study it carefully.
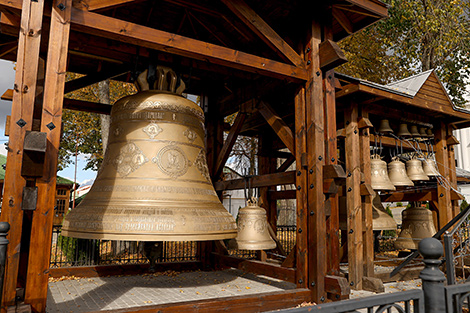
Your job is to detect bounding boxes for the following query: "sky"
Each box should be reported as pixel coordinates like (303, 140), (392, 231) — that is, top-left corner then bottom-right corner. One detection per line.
(0, 59), (97, 186)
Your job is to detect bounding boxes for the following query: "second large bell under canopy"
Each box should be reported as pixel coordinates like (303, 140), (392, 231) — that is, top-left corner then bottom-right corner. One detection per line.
(62, 69), (237, 241)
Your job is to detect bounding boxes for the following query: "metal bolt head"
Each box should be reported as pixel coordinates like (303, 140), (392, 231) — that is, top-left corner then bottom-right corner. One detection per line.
(307, 60), (311, 65)
(318, 156), (323, 161)
(306, 47), (311, 53)
(310, 211), (314, 216)
(310, 184), (314, 189)
(440, 193), (444, 197)
(46, 122), (56, 130)
(349, 229), (354, 234)
(309, 169), (313, 174)
(57, 3), (66, 10)
(297, 185), (301, 190)
(297, 170), (301, 176)
(331, 157), (335, 162)
(16, 119), (26, 128)
(311, 281), (315, 287)
(350, 281), (354, 286)
(347, 172), (351, 177)
(354, 129), (358, 134)
(348, 187), (352, 192)
(298, 228), (302, 233)
(320, 296), (325, 302)
(298, 279), (303, 284)
(316, 71), (321, 76)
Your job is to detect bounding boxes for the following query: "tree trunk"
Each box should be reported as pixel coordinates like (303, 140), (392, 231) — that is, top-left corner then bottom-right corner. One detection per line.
(98, 79), (111, 153)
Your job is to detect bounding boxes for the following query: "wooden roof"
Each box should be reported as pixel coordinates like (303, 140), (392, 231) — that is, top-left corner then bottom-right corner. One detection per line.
(0, 0), (387, 98)
(336, 70), (470, 129)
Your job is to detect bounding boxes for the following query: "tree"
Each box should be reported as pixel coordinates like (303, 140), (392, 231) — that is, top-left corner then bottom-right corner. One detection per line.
(338, 0), (470, 106)
(58, 73), (137, 171)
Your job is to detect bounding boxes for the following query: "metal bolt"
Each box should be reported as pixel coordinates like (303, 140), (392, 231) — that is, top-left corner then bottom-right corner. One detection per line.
(310, 184), (314, 189)
(298, 279), (303, 284)
(365, 131), (369, 135)
(331, 157), (335, 162)
(440, 193), (444, 197)
(306, 48), (311, 53)
(316, 71), (321, 76)
(444, 146), (447, 150)
(16, 119), (26, 128)
(348, 187), (352, 192)
(23, 85), (28, 93)
(46, 122), (56, 131)
(57, 3), (66, 10)
(8, 198), (14, 207)
(321, 296), (325, 302)
(354, 129), (358, 134)
(336, 295), (340, 299)
(307, 60), (311, 65)
(311, 281), (316, 287)
(297, 185), (301, 190)
(318, 156), (323, 161)
(298, 228), (302, 233)
(309, 169), (313, 174)
(349, 229), (354, 234)
(297, 170), (301, 176)
(347, 172), (351, 177)
(346, 121), (350, 125)
(310, 211), (314, 216)
(350, 281), (354, 286)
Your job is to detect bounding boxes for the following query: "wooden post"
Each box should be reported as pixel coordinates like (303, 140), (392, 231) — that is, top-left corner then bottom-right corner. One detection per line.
(294, 86), (308, 291)
(258, 131), (278, 232)
(447, 125), (459, 218)
(304, 19), (327, 302)
(344, 104), (363, 290)
(359, 110), (374, 278)
(0, 0), (45, 309)
(435, 121), (452, 227)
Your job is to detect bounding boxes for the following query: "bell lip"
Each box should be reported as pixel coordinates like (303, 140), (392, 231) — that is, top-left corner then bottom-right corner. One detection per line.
(234, 241), (277, 250)
(60, 230), (237, 241)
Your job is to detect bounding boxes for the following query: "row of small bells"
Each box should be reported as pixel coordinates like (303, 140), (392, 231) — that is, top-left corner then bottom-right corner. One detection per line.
(370, 120), (438, 250)
(62, 66), (275, 253)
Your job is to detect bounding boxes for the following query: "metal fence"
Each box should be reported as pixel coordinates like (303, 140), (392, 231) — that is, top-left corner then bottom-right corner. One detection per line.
(50, 225), (297, 268)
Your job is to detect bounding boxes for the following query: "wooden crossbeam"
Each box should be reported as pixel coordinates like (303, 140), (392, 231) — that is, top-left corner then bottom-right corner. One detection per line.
(74, 0), (141, 11)
(0, 41), (17, 58)
(276, 155), (295, 172)
(64, 67), (129, 94)
(214, 171), (295, 191)
(221, 0), (304, 67)
(332, 8), (353, 34)
(258, 101), (295, 154)
(213, 112), (246, 179)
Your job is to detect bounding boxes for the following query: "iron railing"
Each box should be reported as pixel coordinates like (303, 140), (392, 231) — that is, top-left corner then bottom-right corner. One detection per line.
(444, 204), (470, 285)
(50, 225), (297, 267)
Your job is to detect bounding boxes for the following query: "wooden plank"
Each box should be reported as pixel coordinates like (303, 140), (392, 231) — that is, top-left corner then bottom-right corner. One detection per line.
(0, 0), (45, 308)
(276, 155), (295, 173)
(49, 262), (202, 278)
(344, 0), (388, 18)
(214, 171), (295, 191)
(447, 125), (459, 218)
(372, 135), (428, 151)
(1, 89), (13, 101)
(294, 86), (308, 290)
(435, 121), (452, 228)
(269, 190), (296, 200)
(258, 101), (295, 155)
(4, 115), (10, 136)
(319, 39), (347, 71)
(258, 133), (278, 233)
(213, 254), (296, 283)
(89, 289), (312, 313)
(64, 67), (129, 94)
(67, 7), (308, 81)
(344, 104), (363, 289)
(359, 110), (374, 278)
(78, 0), (140, 11)
(304, 20), (327, 302)
(325, 275), (350, 300)
(63, 97), (112, 114)
(24, 1), (72, 311)
(213, 112), (246, 179)
(0, 41), (17, 58)
(332, 8), (353, 34)
(221, 0), (304, 67)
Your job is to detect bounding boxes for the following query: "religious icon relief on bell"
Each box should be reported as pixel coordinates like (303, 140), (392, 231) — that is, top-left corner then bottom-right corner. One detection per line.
(194, 149), (211, 182)
(183, 127), (197, 143)
(142, 122), (163, 139)
(153, 145), (190, 178)
(112, 142), (149, 177)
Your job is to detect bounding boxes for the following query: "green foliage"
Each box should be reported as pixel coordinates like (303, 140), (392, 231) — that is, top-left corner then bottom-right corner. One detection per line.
(58, 73), (137, 171)
(461, 199), (469, 211)
(397, 202), (403, 207)
(338, 0), (470, 107)
(382, 205), (396, 237)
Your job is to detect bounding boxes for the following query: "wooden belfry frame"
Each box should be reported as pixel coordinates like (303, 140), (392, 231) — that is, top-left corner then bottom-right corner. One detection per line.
(0, 0), (394, 312)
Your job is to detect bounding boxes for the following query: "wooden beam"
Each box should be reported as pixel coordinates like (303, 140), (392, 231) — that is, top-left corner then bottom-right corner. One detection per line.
(1, 0), (45, 308)
(435, 121), (452, 228)
(64, 67), (130, 94)
(344, 104), (363, 290)
(380, 190), (463, 202)
(213, 254), (296, 283)
(258, 101), (295, 154)
(319, 39), (347, 71)
(332, 8), (353, 34)
(276, 155), (295, 173)
(0, 41), (17, 58)
(1, 89), (13, 101)
(76, 0), (140, 11)
(213, 112), (246, 180)
(63, 98), (112, 114)
(325, 275), (350, 300)
(344, 0), (388, 18)
(25, 1), (72, 312)
(67, 7), (308, 81)
(214, 171), (295, 191)
(221, 0), (304, 67)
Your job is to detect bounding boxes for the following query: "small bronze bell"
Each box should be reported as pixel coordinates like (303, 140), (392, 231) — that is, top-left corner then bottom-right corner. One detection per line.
(426, 129), (434, 138)
(406, 158), (429, 181)
(371, 155), (396, 191)
(419, 127), (428, 138)
(378, 119), (393, 134)
(409, 125), (420, 138)
(234, 198), (276, 250)
(397, 123), (412, 137)
(394, 204), (437, 250)
(423, 158), (440, 177)
(338, 195), (397, 231)
(388, 157), (414, 187)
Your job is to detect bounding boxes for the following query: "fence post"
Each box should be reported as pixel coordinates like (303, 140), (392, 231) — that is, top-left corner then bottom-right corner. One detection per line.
(0, 222), (10, 307)
(419, 237), (446, 313)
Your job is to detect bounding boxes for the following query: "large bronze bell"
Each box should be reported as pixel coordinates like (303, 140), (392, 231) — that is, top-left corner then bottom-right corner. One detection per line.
(394, 204), (437, 250)
(409, 125), (420, 138)
(388, 157), (414, 187)
(371, 155), (396, 191)
(234, 198), (276, 250)
(339, 195), (397, 231)
(406, 158), (429, 181)
(62, 68), (237, 241)
(423, 157), (440, 177)
(378, 119), (393, 134)
(397, 123), (412, 137)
